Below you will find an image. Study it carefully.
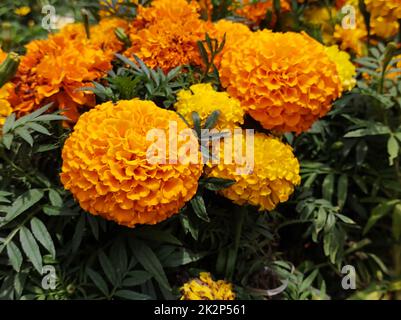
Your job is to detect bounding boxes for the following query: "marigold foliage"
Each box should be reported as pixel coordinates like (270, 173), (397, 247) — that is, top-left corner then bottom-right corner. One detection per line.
(325, 45), (356, 92)
(219, 30), (341, 134)
(207, 132), (301, 211)
(175, 83), (244, 129)
(60, 99), (203, 227)
(180, 272), (235, 300)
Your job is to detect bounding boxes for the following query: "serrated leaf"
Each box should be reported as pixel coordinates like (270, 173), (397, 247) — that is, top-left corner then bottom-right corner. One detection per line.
(322, 174), (335, 202)
(123, 271), (152, 287)
(2, 133), (13, 149)
(25, 122), (50, 136)
(130, 239), (171, 291)
(48, 190), (63, 207)
(19, 226), (42, 273)
(2, 189), (44, 227)
(98, 250), (118, 285)
(15, 127), (33, 146)
(7, 241), (22, 272)
(190, 195), (209, 222)
(337, 174), (348, 209)
(87, 268), (109, 296)
(30, 217), (55, 258)
(114, 290), (151, 300)
(387, 135), (399, 166)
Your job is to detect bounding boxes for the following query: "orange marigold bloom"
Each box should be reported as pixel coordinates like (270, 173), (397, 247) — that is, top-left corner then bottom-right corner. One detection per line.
(365, 0), (401, 21)
(219, 30), (341, 134)
(9, 32), (111, 122)
(209, 19), (252, 68)
(60, 99), (203, 227)
(234, 0), (291, 26)
(124, 0), (210, 71)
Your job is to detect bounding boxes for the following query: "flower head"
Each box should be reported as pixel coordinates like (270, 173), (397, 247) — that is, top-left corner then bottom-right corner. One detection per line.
(219, 30), (341, 133)
(206, 132), (300, 211)
(180, 272), (235, 300)
(14, 6), (31, 16)
(365, 0), (401, 21)
(325, 45), (356, 92)
(8, 31), (111, 122)
(60, 99), (203, 227)
(124, 0), (210, 71)
(234, 0), (291, 26)
(175, 83), (244, 129)
(0, 83), (13, 129)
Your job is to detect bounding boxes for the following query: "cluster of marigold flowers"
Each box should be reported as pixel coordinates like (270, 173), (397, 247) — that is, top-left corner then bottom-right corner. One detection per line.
(1, 0), (399, 299)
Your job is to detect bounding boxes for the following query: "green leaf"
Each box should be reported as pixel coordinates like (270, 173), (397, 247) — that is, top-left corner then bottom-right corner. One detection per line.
(387, 135), (399, 166)
(201, 177), (236, 191)
(14, 127), (33, 146)
(322, 174), (335, 202)
(19, 226), (42, 273)
(130, 239), (171, 291)
(6, 241), (22, 272)
(337, 214), (356, 224)
(114, 290), (151, 300)
(30, 217), (55, 258)
(190, 195), (209, 222)
(337, 174), (348, 209)
(344, 124), (391, 138)
(87, 268), (109, 296)
(191, 111), (201, 138)
(2, 189), (44, 226)
(392, 203), (401, 241)
(98, 250), (118, 285)
(2, 113), (16, 134)
(25, 122), (50, 136)
(2, 133), (13, 149)
(48, 190), (63, 207)
(162, 248), (206, 268)
(71, 215), (85, 253)
(364, 200), (399, 234)
(204, 110), (221, 129)
(123, 271), (152, 287)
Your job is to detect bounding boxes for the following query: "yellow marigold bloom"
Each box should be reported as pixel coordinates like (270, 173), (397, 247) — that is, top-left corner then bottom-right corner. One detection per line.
(60, 99), (203, 228)
(0, 83), (13, 128)
(206, 132), (301, 211)
(124, 0), (210, 71)
(370, 16), (399, 39)
(365, 0), (401, 21)
(181, 272), (235, 300)
(325, 45), (356, 92)
(333, 24), (367, 57)
(219, 30), (341, 134)
(234, 0), (291, 26)
(175, 83), (244, 130)
(14, 6), (31, 16)
(9, 32), (111, 122)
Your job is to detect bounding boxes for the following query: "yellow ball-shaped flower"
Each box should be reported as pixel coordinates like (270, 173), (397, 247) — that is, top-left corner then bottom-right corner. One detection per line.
(219, 30), (341, 134)
(206, 131), (301, 211)
(180, 272), (235, 300)
(175, 83), (244, 130)
(60, 99), (203, 227)
(365, 0), (401, 21)
(0, 83), (13, 129)
(325, 45), (356, 92)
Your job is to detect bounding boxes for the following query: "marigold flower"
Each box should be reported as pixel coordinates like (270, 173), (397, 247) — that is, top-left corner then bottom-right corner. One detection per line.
(234, 0), (291, 26)
(124, 0), (210, 71)
(303, 6), (336, 44)
(8, 31), (111, 122)
(219, 30), (341, 133)
(60, 99), (203, 227)
(206, 132), (301, 211)
(325, 45), (356, 92)
(175, 83), (244, 130)
(180, 272), (235, 300)
(365, 0), (401, 21)
(0, 83), (13, 128)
